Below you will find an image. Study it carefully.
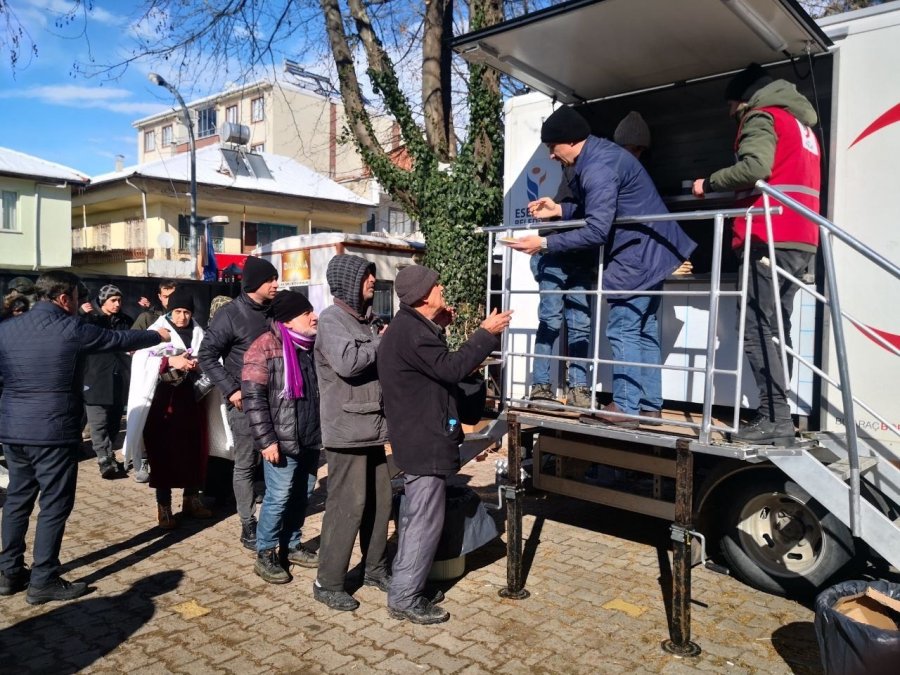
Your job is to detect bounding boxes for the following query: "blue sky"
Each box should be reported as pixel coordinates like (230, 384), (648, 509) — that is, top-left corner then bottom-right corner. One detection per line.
(0, 1), (187, 175)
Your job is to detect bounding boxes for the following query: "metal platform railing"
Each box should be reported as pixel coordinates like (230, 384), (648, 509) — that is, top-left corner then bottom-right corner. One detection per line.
(479, 205), (782, 445)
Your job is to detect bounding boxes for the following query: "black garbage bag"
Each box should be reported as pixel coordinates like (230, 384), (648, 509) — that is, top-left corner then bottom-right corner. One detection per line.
(814, 579), (900, 675)
(396, 485), (498, 561)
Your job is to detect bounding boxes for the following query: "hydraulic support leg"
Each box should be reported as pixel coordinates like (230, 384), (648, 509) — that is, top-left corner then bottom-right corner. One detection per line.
(499, 415), (530, 600)
(662, 441), (701, 656)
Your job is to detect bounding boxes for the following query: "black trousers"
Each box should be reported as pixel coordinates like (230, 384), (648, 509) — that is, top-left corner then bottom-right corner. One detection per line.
(316, 446), (391, 591)
(741, 248), (814, 423)
(0, 444), (79, 587)
(85, 403), (123, 464)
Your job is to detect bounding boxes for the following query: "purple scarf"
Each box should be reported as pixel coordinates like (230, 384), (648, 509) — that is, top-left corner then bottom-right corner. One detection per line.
(278, 322), (316, 400)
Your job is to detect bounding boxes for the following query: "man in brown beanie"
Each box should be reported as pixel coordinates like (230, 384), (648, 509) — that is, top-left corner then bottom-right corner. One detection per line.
(199, 255), (279, 551)
(378, 265), (511, 623)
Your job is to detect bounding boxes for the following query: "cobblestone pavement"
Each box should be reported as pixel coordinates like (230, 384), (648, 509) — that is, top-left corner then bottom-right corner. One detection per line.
(0, 445), (832, 674)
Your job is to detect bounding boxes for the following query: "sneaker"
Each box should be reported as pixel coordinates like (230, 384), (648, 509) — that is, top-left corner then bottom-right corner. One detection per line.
(240, 518), (257, 551)
(313, 582), (359, 611)
(363, 572), (392, 592)
(133, 460), (150, 484)
(566, 387), (594, 408)
(98, 458), (117, 480)
(25, 577), (88, 605)
(732, 417), (796, 446)
(388, 595), (450, 625)
(528, 383), (555, 401)
(255, 549), (291, 585)
(157, 504), (178, 530)
(0, 567), (30, 596)
(182, 494), (213, 519)
(285, 545), (318, 569)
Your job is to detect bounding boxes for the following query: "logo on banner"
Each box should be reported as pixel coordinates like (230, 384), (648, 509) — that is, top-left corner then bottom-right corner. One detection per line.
(526, 166), (547, 202)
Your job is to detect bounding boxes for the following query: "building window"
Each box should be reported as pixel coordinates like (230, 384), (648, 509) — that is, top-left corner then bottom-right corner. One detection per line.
(72, 226), (85, 250)
(1, 191), (18, 230)
(251, 97), (265, 123)
(242, 222), (296, 250)
(251, 143), (265, 154)
(226, 105), (238, 124)
(179, 215), (225, 253)
(95, 223), (111, 250)
(161, 125), (173, 146)
(373, 280), (394, 322)
(144, 130), (156, 152)
(125, 218), (146, 250)
(197, 107), (217, 138)
(388, 208), (415, 234)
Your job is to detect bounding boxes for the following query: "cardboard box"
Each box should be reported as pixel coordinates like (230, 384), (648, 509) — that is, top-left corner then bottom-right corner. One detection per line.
(833, 587), (900, 631)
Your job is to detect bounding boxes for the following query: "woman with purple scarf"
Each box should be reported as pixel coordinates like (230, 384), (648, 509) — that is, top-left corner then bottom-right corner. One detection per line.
(242, 290), (321, 584)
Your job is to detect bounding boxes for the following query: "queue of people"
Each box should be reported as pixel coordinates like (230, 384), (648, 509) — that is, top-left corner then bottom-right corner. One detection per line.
(0, 61), (817, 619)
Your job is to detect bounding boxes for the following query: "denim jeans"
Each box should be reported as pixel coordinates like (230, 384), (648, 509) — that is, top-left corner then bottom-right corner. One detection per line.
(256, 448), (319, 552)
(530, 251), (594, 388)
(606, 291), (663, 414)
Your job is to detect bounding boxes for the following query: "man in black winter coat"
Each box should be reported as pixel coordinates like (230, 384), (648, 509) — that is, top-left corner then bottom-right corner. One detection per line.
(81, 284), (135, 478)
(377, 265), (512, 624)
(198, 256), (279, 551)
(0, 270), (167, 604)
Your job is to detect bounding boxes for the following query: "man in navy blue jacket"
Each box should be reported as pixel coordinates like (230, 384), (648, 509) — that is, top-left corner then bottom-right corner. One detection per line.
(509, 105), (696, 426)
(0, 270), (167, 604)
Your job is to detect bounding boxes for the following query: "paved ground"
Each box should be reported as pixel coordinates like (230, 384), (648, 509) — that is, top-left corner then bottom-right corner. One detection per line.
(0, 443), (834, 674)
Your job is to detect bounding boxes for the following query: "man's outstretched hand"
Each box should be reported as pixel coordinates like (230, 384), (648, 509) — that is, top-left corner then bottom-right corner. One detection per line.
(480, 308), (513, 335)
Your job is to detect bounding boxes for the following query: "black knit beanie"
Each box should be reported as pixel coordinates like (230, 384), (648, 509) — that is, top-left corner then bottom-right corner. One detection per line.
(540, 106), (591, 143)
(272, 290), (313, 322)
(167, 287), (195, 313)
(395, 265), (439, 305)
(242, 256), (279, 292)
(725, 63), (773, 102)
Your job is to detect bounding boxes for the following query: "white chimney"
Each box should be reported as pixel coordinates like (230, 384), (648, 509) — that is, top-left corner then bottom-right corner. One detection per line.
(115, 154), (125, 172)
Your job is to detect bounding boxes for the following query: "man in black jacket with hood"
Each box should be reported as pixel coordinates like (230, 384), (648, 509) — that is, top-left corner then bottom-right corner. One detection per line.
(199, 256), (279, 551)
(378, 265), (511, 624)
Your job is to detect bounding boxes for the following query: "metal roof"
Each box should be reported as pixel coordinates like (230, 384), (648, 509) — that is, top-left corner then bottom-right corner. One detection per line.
(0, 146), (89, 183)
(453, 0), (831, 104)
(90, 146), (375, 206)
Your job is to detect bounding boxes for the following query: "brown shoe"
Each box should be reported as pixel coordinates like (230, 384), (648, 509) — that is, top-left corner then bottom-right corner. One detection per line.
(640, 409), (664, 426)
(580, 402), (639, 429)
(157, 504), (178, 530)
(182, 494), (213, 519)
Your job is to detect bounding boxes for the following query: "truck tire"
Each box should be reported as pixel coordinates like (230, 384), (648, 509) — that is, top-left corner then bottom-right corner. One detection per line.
(719, 473), (855, 597)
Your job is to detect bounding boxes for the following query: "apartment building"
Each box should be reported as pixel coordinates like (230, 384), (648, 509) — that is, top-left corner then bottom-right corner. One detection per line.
(133, 76), (417, 235)
(70, 145), (374, 278)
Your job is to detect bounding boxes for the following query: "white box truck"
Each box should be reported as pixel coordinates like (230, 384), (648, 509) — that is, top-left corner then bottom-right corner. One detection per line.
(454, 0), (900, 600)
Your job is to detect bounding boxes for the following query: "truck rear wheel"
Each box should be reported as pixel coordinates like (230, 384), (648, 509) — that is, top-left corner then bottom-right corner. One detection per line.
(719, 474), (855, 597)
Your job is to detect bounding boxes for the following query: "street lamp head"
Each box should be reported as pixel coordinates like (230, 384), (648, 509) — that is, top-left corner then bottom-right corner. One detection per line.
(148, 72), (166, 87)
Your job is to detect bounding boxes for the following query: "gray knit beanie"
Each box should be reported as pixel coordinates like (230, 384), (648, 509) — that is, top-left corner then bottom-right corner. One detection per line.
(395, 265), (439, 305)
(613, 111), (651, 149)
(98, 284), (123, 304)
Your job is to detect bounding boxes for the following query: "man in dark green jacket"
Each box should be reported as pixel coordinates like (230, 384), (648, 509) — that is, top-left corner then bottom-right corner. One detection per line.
(378, 265), (511, 624)
(693, 63), (821, 446)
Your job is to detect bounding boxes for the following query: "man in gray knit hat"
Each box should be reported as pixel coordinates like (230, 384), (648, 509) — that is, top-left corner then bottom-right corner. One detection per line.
(80, 284), (135, 478)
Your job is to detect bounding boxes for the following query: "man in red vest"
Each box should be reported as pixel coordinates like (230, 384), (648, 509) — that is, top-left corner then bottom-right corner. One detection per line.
(693, 63), (821, 446)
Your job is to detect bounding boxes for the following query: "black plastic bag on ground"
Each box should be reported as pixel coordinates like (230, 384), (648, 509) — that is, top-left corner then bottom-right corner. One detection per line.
(814, 579), (900, 675)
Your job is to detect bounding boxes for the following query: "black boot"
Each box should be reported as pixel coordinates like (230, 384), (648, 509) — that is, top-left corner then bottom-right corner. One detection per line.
(254, 549), (290, 584)
(240, 518), (257, 551)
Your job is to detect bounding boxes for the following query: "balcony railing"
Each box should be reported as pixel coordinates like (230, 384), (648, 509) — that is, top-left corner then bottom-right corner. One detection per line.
(179, 234), (224, 253)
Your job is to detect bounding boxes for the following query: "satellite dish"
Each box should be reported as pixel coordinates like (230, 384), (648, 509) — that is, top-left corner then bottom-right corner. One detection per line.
(157, 232), (174, 249)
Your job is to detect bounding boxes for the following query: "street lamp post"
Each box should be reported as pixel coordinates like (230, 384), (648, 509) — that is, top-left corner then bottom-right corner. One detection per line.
(148, 72), (199, 279)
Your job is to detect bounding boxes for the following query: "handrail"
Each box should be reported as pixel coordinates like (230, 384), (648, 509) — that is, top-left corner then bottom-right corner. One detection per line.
(756, 180), (900, 537)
